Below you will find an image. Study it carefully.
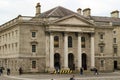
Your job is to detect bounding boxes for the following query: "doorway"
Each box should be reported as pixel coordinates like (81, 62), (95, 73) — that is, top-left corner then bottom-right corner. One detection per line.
(68, 53), (75, 70)
(54, 53), (60, 70)
(114, 61), (118, 70)
(82, 53), (87, 70)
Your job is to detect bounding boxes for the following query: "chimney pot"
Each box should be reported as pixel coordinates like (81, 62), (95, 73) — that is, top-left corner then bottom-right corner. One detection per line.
(83, 8), (91, 17)
(35, 2), (41, 16)
(77, 8), (82, 15)
(111, 10), (119, 18)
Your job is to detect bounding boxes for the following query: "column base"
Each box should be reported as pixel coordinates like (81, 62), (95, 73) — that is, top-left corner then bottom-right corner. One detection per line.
(48, 67), (55, 73)
(63, 67), (70, 70)
(76, 67), (81, 72)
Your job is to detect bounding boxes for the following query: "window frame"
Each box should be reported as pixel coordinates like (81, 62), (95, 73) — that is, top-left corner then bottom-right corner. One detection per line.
(32, 61), (36, 69)
(68, 36), (72, 48)
(32, 45), (36, 52)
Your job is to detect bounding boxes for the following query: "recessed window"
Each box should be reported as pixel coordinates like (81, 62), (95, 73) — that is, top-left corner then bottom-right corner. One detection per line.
(32, 32), (36, 37)
(32, 45), (36, 52)
(68, 36), (72, 48)
(100, 34), (103, 39)
(113, 31), (116, 34)
(114, 48), (117, 53)
(100, 46), (104, 53)
(81, 37), (85, 48)
(101, 60), (104, 67)
(54, 36), (59, 47)
(32, 61), (36, 68)
(113, 38), (116, 43)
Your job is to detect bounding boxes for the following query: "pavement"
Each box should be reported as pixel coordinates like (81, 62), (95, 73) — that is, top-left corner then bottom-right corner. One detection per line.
(0, 71), (120, 80)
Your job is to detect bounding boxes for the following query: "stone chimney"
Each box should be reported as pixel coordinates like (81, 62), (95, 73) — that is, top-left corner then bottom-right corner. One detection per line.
(111, 10), (119, 18)
(35, 3), (41, 16)
(77, 8), (82, 15)
(83, 8), (91, 17)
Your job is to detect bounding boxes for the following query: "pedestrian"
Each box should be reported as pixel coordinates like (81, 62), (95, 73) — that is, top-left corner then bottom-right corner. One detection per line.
(70, 75), (75, 80)
(19, 67), (22, 75)
(7, 68), (10, 75)
(80, 67), (83, 75)
(94, 68), (98, 75)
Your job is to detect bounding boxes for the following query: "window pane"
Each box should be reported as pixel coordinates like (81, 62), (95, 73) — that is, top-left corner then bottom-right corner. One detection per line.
(100, 46), (104, 53)
(68, 36), (72, 47)
(113, 38), (116, 43)
(54, 36), (59, 47)
(100, 34), (103, 39)
(32, 32), (36, 37)
(81, 37), (85, 48)
(101, 60), (104, 67)
(114, 48), (117, 53)
(32, 45), (36, 52)
(32, 61), (36, 68)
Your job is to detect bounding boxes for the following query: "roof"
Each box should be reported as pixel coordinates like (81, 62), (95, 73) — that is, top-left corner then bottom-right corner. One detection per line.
(40, 6), (77, 18)
(91, 16), (120, 22)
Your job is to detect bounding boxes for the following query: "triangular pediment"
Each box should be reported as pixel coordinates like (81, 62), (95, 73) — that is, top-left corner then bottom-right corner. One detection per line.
(53, 14), (94, 26)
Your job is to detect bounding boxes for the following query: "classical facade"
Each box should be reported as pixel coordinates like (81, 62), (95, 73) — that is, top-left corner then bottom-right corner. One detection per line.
(0, 3), (120, 74)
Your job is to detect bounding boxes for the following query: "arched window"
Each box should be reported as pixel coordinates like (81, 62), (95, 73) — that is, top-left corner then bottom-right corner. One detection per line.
(81, 37), (85, 48)
(54, 36), (59, 47)
(68, 36), (72, 47)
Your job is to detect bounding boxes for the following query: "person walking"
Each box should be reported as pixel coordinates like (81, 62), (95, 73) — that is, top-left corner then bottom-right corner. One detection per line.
(19, 67), (23, 75)
(94, 68), (98, 75)
(80, 67), (83, 75)
(7, 68), (10, 75)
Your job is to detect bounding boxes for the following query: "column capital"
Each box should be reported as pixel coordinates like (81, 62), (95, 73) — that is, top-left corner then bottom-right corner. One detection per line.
(64, 32), (68, 36)
(78, 33), (82, 36)
(50, 32), (54, 35)
(90, 33), (95, 36)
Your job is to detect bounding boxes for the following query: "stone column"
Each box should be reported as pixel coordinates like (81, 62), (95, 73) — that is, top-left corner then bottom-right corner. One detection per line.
(64, 32), (68, 69)
(49, 32), (54, 71)
(91, 33), (95, 68)
(77, 33), (82, 70)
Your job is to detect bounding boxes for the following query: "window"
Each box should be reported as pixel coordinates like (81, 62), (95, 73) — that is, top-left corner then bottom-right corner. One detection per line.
(113, 38), (116, 43)
(114, 48), (117, 53)
(68, 36), (72, 47)
(32, 45), (36, 52)
(32, 32), (36, 37)
(101, 60), (104, 67)
(113, 31), (116, 35)
(32, 61), (36, 68)
(100, 34), (103, 39)
(100, 46), (104, 53)
(81, 37), (85, 48)
(54, 36), (59, 47)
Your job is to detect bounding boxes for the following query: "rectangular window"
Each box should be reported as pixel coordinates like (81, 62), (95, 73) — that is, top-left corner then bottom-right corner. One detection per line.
(101, 60), (104, 67)
(32, 61), (36, 68)
(32, 32), (36, 37)
(32, 45), (36, 52)
(114, 48), (117, 53)
(100, 46), (104, 53)
(113, 38), (116, 43)
(100, 34), (103, 39)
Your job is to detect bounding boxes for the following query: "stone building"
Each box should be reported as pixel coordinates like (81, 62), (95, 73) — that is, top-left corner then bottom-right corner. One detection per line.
(0, 3), (120, 74)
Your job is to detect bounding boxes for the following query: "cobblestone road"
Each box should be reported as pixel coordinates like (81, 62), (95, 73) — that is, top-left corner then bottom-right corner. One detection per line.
(0, 71), (120, 80)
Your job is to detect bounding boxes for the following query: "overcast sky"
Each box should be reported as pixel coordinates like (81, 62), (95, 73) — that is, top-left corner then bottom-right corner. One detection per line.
(0, 0), (120, 25)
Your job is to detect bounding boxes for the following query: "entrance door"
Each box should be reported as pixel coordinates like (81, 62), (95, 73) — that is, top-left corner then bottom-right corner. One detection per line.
(54, 53), (60, 70)
(82, 53), (87, 70)
(114, 61), (118, 70)
(68, 53), (75, 70)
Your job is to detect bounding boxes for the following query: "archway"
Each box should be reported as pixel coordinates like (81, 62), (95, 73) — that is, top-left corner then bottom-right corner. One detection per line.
(82, 53), (87, 70)
(54, 53), (60, 70)
(68, 53), (75, 70)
